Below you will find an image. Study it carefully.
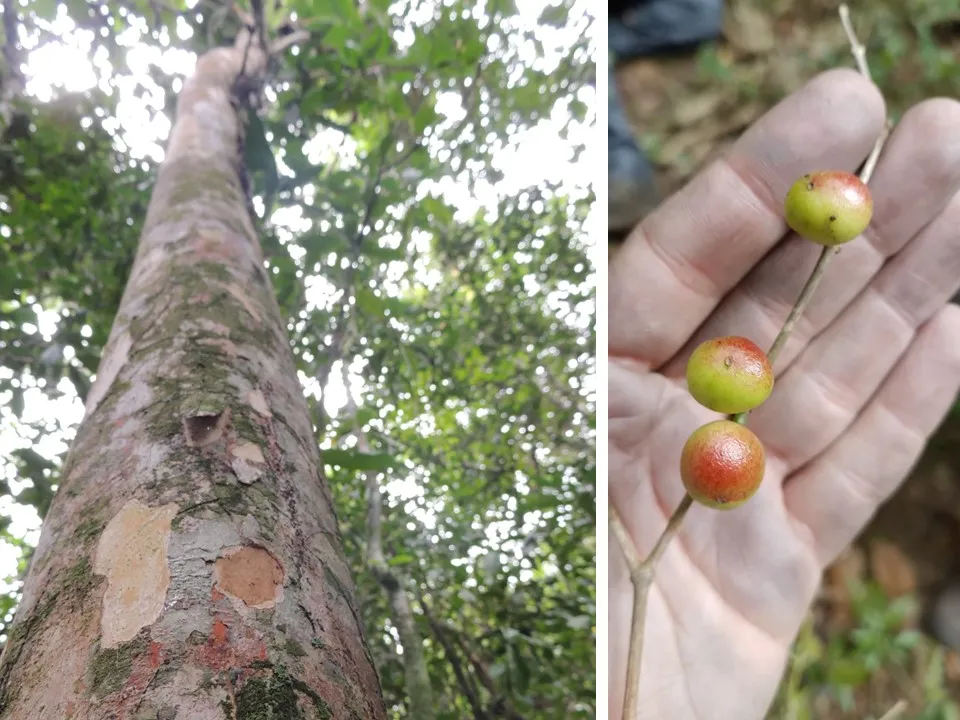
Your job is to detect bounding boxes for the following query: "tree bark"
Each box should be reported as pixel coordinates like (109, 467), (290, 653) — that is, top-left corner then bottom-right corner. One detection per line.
(0, 29), (386, 720)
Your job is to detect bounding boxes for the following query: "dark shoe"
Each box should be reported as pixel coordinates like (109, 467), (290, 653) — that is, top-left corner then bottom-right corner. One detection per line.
(608, 0), (725, 232)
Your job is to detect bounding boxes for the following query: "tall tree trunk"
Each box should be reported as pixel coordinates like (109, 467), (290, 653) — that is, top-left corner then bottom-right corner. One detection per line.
(1, 0), (24, 134)
(0, 29), (386, 720)
(340, 363), (436, 718)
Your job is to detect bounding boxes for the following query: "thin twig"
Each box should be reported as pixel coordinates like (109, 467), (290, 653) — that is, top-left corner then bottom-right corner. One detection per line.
(877, 700), (908, 720)
(730, 15), (892, 423)
(839, 4), (871, 80)
(612, 5), (892, 719)
(615, 495), (694, 719)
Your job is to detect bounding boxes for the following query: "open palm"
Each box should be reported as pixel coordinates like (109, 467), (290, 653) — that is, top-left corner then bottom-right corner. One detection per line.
(609, 69), (960, 720)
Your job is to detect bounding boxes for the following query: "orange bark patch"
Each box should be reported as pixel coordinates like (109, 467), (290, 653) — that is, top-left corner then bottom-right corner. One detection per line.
(214, 546), (284, 609)
(195, 614), (268, 671)
(211, 617), (229, 645)
(93, 500), (179, 648)
(149, 640), (163, 668)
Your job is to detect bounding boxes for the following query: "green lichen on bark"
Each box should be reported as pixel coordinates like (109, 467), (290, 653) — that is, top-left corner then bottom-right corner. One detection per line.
(74, 505), (108, 545)
(233, 664), (301, 720)
(90, 636), (148, 698)
(61, 556), (98, 598)
(163, 163), (246, 213)
(284, 638), (307, 658)
(225, 664), (333, 720)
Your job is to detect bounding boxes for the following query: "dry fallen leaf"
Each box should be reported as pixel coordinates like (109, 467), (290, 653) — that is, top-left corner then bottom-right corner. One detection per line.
(869, 538), (918, 600)
(724, 0), (777, 55)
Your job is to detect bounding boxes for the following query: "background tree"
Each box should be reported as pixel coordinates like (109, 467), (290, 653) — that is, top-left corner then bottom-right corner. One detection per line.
(0, 0), (596, 717)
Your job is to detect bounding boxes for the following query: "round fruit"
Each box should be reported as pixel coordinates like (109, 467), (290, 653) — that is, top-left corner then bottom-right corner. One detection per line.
(783, 170), (873, 246)
(680, 420), (765, 509)
(686, 336), (773, 414)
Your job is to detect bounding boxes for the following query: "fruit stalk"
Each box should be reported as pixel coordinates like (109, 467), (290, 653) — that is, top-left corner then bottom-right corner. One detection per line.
(612, 6), (891, 719)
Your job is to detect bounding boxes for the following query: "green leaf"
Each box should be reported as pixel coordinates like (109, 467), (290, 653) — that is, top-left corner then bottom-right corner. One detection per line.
(321, 449), (396, 471)
(10, 388), (24, 418)
(827, 658), (870, 687)
(364, 243), (405, 262)
(356, 288), (386, 317)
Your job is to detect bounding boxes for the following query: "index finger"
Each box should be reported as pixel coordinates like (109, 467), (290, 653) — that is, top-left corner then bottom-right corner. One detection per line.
(609, 68), (885, 370)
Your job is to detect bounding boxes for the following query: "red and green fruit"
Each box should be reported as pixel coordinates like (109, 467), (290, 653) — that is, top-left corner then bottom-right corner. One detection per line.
(680, 420), (765, 509)
(784, 170), (873, 246)
(686, 336), (773, 414)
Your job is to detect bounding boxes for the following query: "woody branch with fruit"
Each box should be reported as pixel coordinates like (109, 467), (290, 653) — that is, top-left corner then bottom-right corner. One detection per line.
(609, 5), (960, 720)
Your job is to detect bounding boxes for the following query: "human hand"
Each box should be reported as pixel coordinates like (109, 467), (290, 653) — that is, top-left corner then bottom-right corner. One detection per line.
(608, 68), (960, 719)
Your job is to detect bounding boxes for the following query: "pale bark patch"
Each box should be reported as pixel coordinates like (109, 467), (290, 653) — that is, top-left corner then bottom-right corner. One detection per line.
(214, 545), (284, 610)
(230, 441), (266, 484)
(246, 388), (272, 417)
(84, 329), (132, 417)
(198, 337), (239, 356)
(183, 407), (231, 447)
(94, 500), (179, 648)
(195, 318), (231, 335)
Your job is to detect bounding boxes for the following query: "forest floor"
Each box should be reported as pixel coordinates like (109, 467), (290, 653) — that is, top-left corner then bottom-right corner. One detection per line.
(613, 0), (960, 716)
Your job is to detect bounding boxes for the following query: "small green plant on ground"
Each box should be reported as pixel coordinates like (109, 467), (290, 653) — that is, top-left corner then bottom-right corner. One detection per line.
(771, 580), (960, 719)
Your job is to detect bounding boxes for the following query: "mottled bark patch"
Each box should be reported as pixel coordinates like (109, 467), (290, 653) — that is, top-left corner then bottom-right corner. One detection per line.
(214, 545), (284, 609)
(225, 283), (262, 324)
(198, 337), (240, 356)
(89, 636), (146, 697)
(94, 500), (179, 648)
(246, 388), (271, 417)
(194, 613), (268, 671)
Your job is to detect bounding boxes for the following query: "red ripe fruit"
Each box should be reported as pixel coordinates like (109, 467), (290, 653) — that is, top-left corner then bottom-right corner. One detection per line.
(680, 420), (765, 509)
(783, 170), (873, 246)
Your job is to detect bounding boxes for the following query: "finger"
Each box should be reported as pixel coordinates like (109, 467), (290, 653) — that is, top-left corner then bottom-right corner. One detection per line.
(750, 190), (960, 468)
(609, 68), (885, 369)
(661, 98), (960, 379)
(784, 304), (960, 566)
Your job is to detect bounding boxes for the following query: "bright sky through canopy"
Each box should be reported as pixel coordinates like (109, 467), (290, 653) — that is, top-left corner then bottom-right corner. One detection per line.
(1, 0), (596, 596)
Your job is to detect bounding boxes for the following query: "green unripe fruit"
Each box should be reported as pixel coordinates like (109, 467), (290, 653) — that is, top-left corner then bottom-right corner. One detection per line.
(680, 420), (765, 509)
(784, 170), (873, 246)
(686, 336), (774, 414)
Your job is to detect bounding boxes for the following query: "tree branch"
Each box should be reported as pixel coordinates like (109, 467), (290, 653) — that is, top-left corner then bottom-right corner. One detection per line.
(340, 354), (436, 719)
(610, 6), (892, 719)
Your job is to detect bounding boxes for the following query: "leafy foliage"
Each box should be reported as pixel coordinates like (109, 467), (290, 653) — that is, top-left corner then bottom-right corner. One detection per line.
(770, 581), (960, 720)
(0, 0), (595, 717)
